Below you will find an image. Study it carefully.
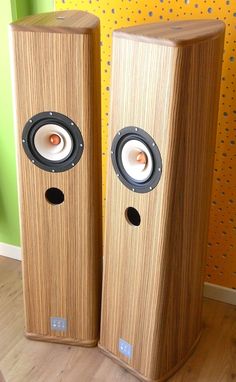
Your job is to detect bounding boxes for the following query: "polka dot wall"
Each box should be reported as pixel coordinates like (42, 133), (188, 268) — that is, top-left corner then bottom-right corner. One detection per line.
(55, 0), (236, 289)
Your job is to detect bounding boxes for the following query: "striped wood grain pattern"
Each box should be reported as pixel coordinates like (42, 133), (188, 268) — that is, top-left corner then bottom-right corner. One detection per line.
(115, 19), (225, 47)
(10, 11), (102, 346)
(1, 257), (236, 382)
(99, 21), (225, 380)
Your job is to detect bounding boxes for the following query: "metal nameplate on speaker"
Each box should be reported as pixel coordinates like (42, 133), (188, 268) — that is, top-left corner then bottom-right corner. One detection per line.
(50, 317), (67, 332)
(119, 338), (133, 359)
(22, 111), (84, 173)
(111, 126), (162, 193)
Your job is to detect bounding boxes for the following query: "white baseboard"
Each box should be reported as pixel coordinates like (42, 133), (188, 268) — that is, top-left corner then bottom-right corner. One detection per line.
(0, 245), (235, 306)
(0, 242), (21, 261)
(204, 282), (236, 306)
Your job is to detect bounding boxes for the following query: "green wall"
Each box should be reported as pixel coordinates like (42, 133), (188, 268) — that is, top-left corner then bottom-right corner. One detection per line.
(11, 0), (53, 19)
(0, 0), (53, 246)
(11, 0), (29, 20)
(30, 0), (53, 14)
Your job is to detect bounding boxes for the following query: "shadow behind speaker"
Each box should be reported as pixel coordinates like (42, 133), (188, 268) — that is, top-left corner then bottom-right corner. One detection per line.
(10, 11), (102, 346)
(99, 21), (225, 379)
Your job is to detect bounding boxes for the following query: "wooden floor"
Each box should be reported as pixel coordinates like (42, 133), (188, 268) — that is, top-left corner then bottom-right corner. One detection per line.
(0, 256), (235, 382)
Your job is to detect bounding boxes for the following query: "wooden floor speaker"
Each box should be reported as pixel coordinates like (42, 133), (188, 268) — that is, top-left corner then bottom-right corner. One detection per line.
(10, 11), (102, 346)
(99, 20), (225, 380)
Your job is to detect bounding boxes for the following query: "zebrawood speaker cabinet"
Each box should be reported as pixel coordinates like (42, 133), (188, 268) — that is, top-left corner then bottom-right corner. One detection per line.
(99, 20), (225, 380)
(10, 11), (102, 346)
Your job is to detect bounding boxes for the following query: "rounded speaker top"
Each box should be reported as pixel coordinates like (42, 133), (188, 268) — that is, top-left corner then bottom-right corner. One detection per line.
(114, 19), (225, 47)
(10, 10), (99, 35)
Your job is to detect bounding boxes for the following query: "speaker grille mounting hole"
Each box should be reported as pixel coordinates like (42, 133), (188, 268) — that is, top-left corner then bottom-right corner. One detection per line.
(125, 207), (141, 226)
(45, 188), (64, 205)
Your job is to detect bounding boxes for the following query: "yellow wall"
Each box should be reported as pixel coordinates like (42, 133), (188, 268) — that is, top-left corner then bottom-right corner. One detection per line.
(56, 0), (236, 290)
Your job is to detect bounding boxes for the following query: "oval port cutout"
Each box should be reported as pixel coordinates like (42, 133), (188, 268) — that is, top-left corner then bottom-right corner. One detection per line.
(125, 207), (141, 226)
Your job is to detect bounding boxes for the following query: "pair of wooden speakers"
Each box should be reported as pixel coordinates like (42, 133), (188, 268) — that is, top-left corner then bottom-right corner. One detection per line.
(10, 10), (225, 381)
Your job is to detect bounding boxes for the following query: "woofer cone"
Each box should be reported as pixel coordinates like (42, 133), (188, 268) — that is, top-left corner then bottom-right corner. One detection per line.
(121, 139), (153, 183)
(22, 111), (84, 172)
(111, 127), (162, 193)
(34, 124), (73, 162)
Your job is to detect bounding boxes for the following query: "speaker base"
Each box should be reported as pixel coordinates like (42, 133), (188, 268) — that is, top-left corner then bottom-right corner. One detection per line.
(25, 331), (98, 347)
(98, 332), (202, 382)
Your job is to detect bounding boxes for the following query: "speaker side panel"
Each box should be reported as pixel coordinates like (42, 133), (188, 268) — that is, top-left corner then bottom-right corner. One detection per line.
(11, 29), (102, 345)
(100, 32), (224, 380)
(154, 33), (225, 379)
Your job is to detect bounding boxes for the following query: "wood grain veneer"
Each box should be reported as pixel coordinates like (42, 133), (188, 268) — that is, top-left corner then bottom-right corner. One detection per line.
(10, 10), (99, 34)
(10, 11), (102, 346)
(99, 20), (225, 380)
(115, 19), (225, 47)
(1, 257), (236, 382)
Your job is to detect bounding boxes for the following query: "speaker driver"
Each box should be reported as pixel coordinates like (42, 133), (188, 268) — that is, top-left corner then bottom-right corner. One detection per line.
(111, 127), (162, 193)
(22, 111), (84, 173)
(34, 124), (73, 162)
(121, 139), (153, 182)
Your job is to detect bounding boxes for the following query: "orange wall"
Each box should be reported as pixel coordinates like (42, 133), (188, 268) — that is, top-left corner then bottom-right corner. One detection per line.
(56, 0), (236, 290)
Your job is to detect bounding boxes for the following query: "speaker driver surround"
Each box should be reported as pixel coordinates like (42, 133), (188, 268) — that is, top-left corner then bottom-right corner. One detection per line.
(22, 111), (84, 172)
(111, 127), (162, 193)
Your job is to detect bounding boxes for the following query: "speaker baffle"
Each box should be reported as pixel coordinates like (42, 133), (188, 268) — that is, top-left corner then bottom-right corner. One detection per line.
(111, 127), (162, 193)
(22, 111), (84, 173)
